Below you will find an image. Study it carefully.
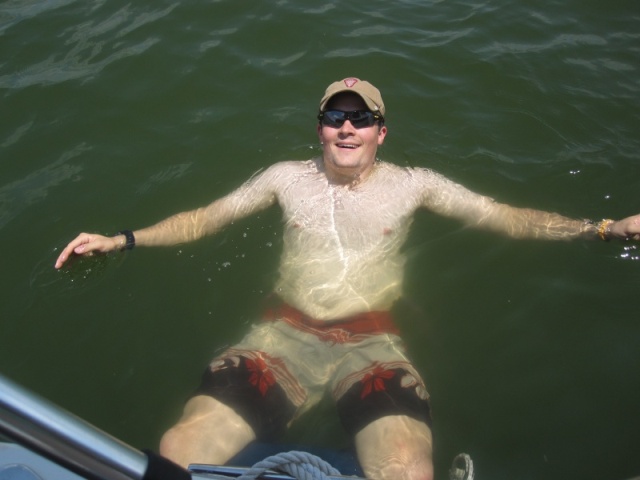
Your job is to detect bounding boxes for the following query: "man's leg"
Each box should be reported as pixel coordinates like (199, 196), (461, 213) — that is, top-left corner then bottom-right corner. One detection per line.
(160, 395), (256, 467)
(355, 415), (433, 480)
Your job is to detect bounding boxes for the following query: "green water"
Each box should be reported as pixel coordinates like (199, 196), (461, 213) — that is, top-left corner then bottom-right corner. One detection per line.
(1, 2), (639, 479)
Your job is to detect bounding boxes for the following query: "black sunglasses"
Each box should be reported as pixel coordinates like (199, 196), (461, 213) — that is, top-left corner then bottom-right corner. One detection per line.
(317, 110), (384, 129)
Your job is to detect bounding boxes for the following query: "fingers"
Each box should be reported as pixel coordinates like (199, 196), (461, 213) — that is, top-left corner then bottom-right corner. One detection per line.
(55, 233), (88, 269)
(617, 215), (640, 240)
(54, 233), (113, 269)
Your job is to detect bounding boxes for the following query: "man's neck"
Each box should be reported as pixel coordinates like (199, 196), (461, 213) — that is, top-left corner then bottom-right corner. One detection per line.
(320, 158), (377, 187)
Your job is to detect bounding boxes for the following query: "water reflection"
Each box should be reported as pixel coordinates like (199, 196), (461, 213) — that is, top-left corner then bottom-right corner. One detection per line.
(30, 245), (124, 298)
(0, 144), (88, 230)
(0, 3), (176, 89)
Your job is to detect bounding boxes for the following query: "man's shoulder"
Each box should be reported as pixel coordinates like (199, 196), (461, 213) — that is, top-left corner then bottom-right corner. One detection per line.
(377, 161), (441, 180)
(259, 159), (318, 176)
(272, 158), (317, 169)
(246, 159), (316, 180)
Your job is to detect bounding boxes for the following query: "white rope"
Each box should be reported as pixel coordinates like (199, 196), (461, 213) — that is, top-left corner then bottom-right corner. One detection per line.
(236, 450), (341, 480)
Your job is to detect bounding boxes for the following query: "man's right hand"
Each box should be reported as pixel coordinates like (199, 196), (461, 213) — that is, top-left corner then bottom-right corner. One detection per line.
(54, 233), (122, 269)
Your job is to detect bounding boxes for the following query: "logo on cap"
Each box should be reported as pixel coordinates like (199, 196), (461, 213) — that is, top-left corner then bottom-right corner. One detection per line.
(344, 77), (359, 88)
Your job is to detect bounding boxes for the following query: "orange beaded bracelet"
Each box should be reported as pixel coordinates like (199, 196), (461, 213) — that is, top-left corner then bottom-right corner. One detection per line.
(597, 219), (614, 241)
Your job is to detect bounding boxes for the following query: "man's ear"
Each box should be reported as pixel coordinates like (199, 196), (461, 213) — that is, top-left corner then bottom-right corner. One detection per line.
(377, 125), (388, 145)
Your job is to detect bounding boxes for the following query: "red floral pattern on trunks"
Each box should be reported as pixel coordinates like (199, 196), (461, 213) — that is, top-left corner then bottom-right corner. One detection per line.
(246, 357), (276, 396)
(360, 365), (396, 399)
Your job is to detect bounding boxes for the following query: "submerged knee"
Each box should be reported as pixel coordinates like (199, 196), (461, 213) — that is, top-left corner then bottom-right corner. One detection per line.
(356, 416), (434, 480)
(159, 426), (188, 466)
(363, 456), (433, 480)
(158, 397), (257, 467)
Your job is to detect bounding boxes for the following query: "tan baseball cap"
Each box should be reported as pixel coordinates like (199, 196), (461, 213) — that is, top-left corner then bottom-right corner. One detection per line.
(319, 77), (385, 116)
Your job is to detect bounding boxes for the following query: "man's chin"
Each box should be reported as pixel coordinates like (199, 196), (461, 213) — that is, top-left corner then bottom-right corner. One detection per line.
(324, 160), (375, 183)
(328, 162), (361, 175)
(329, 154), (365, 170)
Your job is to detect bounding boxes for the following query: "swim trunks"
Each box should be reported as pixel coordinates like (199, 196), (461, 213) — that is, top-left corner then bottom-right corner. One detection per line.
(194, 301), (431, 440)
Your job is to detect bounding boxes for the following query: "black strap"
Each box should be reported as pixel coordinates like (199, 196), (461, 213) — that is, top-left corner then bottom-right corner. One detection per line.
(142, 450), (191, 480)
(117, 230), (136, 250)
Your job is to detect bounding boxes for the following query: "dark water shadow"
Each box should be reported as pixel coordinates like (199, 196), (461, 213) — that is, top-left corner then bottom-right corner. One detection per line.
(29, 242), (126, 299)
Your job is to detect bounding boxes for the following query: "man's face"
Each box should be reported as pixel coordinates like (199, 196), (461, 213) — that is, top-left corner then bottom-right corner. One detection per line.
(317, 93), (387, 182)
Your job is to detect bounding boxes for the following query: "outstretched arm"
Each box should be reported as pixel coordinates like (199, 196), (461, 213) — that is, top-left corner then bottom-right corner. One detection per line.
(55, 168), (279, 269)
(473, 202), (640, 241)
(421, 170), (640, 241)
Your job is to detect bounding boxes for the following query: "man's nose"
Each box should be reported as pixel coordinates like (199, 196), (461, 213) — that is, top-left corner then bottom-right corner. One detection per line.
(338, 119), (357, 133)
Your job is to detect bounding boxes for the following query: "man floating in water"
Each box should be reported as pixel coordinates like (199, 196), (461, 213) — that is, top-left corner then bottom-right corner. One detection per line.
(55, 77), (640, 480)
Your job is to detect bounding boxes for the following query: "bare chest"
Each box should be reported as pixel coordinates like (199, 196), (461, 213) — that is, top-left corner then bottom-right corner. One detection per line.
(278, 177), (419, 247)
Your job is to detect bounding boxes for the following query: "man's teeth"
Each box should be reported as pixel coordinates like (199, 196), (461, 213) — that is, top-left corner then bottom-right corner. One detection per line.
(338, 144), (357, 149)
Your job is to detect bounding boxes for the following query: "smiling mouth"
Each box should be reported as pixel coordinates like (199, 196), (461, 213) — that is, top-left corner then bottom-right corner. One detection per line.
(337, 143), (359, 149)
